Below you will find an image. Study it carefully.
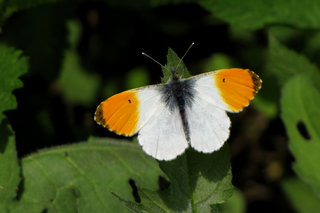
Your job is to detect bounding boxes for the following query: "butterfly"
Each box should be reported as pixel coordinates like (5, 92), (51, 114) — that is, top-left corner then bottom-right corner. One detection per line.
(94, 48), (262, 161)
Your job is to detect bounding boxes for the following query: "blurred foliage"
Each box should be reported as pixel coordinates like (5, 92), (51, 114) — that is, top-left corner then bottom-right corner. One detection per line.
(282, 178), (320, 213)
(125, 66), (150, 89)
(1, 0), (320, 212)
(221, 188), (245, 213)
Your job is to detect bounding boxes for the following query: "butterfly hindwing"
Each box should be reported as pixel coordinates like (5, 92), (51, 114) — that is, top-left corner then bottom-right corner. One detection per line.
(186, 94), (231, 153)
(138, 103), (188, 161)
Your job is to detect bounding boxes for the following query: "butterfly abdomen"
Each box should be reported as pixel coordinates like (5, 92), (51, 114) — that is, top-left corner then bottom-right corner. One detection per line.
(158, 79), (195, 142)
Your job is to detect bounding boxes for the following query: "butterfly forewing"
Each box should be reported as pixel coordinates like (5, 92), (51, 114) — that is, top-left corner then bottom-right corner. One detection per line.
(94, 86), (162, 136)
(95, 84), (188, 160)
(190, 68), (262, 112)
(185, 68), (261, 152)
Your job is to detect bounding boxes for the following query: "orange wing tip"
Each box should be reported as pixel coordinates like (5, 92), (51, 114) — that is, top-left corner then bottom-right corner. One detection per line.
(215, 68), (262, 112)
(94, 90), (140, 136)
(94, 102), (136, 136)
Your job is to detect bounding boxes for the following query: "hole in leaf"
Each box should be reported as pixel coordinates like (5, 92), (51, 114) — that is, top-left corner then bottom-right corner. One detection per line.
(41, 209), (48, 213)
(158, 176), (170, 190)
(72, 188), (80, 198)
(297, 121), (311, 140)
(128, 179), (140, 203)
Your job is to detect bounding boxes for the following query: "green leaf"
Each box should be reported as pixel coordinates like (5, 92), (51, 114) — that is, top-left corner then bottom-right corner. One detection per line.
(199, 0), (320, 30)
(0, 0), (62, 26)
(252, 73), (279, 118)
(203, 53), (235, 71)
(123, 145), (233, 212)
(58, 50), (101, 106)
(268, 35), (320, 89)
(221, 188), (245, 213)
(125, 67), (150, 89)
(58, 20), (100, 105)
(162, 48), (191, 83)
(0, 121), (20, 206)
(66, 20), (82, 49)
(282, 178), (320, 213)
(9, 138), (164, 213)
(281, 76), (320, 193)
(0, 45), (28, 124)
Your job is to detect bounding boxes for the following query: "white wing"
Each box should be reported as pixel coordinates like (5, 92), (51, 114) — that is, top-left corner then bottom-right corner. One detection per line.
(189, 68), (262, 112)
(95, 84), (188, 161)
(186, 90), (231, 153)
(138, 101), (188, 161)
(189, 72), (231, 111)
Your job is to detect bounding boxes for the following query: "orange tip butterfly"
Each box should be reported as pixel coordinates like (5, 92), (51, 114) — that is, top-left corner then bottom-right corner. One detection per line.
(94, 44), (262, 161)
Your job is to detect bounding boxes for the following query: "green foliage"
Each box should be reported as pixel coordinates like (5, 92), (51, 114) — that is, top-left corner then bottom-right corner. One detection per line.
(2, 0), (320, 212)
(0, 0), (61, 27)
(5, 138), (163, 213)
(118, 146), (233, 213)
(282, 178), (320, 213)
(281, 76), (320, 193)
(0, 121), (20, 211)
(268, 35), (320, 89)
(58, 50), (101, 106)
(58, 20), (101, 106)
(203, 53), (235, 71)
(0, 45), (28, 124)
(220, 188), (245, 213)
(125, 67), (150, 89)
(162, 48), (191, 82)
(199, 0), (320, 30)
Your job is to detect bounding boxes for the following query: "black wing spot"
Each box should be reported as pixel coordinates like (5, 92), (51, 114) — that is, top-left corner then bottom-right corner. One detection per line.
(128, 99), (132, 103)
(297, 121), (311, 140)
(222, 78), (226, 83)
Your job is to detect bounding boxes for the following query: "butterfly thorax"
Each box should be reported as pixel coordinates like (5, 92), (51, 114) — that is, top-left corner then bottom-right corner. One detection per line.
(158, 70), (195, 142)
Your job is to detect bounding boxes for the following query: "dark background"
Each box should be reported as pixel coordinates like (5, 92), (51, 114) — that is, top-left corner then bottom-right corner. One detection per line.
(2, 1), (294, 212)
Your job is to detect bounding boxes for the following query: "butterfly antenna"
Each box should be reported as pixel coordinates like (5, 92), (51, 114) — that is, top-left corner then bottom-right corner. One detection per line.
(175, 42), (195, 71)
(142, 52), (170, 72)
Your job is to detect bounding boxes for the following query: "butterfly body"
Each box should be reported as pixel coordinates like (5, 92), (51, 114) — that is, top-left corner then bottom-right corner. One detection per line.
(95, 68), (262, 161)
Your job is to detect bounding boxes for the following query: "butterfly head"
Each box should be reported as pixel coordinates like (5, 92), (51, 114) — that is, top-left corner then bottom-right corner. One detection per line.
(170, 67), (184, 81)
